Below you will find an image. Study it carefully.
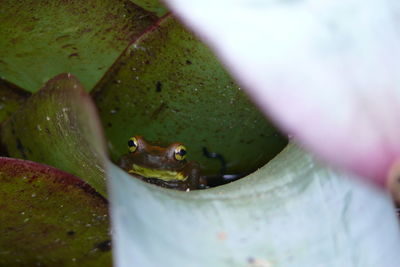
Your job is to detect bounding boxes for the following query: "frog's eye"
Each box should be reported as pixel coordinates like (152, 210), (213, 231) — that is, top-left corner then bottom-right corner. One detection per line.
(128, 136), (138, 153)
(174, 145), (187, 161)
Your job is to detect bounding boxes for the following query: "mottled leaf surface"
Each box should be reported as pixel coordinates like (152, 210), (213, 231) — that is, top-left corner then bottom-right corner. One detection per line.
(0, 0), (157, 92)
(93, 15), (287, 175)
(109, 142), (400, 266)
(0, 157), (110, 266)
(0, 79), (30, 124)
(1, 74), (108, 196)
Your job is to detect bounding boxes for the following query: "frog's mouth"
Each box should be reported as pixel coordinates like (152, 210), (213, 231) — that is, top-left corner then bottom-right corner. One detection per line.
(128, 164), (188, 182)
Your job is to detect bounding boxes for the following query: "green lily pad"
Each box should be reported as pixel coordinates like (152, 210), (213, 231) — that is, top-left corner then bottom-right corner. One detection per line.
(129, 0), (168, 17)
(92, 15), (287, 175)
(109, 142), (400, 266)
(1, 73), (108, 196)
(0, 0), (157, 92)
(0, 79), (30, 124)
(0, 157), (110, 266)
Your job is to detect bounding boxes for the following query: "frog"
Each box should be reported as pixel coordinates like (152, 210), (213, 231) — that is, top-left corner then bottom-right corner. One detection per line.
(119, 136), (207, 191)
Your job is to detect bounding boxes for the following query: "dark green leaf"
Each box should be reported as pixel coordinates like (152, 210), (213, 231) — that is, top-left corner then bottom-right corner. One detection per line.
(0, 0), (157, 92)
(0, 79), (30, 124)
(129, 0), (168, 17)
(1, 73), (108, 196)
(93, 15), (287, 175)
(0, 157), (110, 266)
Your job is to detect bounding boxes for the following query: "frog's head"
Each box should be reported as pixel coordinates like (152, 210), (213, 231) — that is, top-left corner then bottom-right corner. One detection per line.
(123, 136), (190, 181)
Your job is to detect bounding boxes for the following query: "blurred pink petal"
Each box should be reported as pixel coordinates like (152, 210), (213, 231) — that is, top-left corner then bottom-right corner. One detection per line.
(164, 0), (400, 186)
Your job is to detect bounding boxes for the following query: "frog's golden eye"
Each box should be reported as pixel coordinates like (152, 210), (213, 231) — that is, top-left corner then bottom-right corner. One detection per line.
(128, 136), (138, 153)
(174, 145), (187, 161)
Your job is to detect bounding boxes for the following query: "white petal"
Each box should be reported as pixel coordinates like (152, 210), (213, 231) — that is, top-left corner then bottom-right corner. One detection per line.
(165, 0), (400, 184)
